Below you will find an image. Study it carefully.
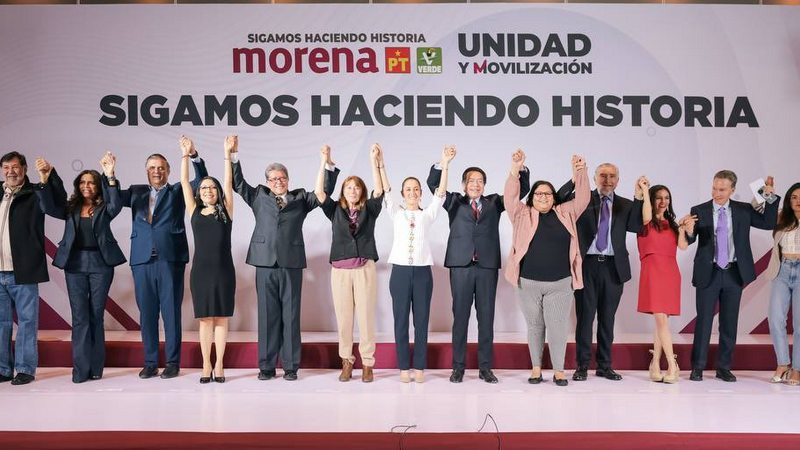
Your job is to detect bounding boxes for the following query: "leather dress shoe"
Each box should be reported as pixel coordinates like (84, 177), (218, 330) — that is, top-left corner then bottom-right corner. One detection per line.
(11, 373), (35, 385)
(527, 375), (543, 384)
(479, 369), (499, 384)
(90, 374), (102, 380)
(258, 369), (277, 380)
(283, 370), (298, 381)
(449, 368), (464, 383)
(160, 364), (180, 379)
(138, 366), (159, 379)
(715, 369), (737, 382)
(689, 369), (703, 381)
(553, 375), (569, 387)
(596, 367), (622, 380)
(0, 373), (13, 383)
(72, 376), (87, 384)
(572, 366), (588, 381)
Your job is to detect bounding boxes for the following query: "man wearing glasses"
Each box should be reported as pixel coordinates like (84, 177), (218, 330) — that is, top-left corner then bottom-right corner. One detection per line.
(231, 143), (339, 381)
(121, 145), (207, 379)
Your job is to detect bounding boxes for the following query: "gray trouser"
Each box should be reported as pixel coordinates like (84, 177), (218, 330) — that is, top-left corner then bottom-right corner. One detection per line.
(517, 277), (574, 371)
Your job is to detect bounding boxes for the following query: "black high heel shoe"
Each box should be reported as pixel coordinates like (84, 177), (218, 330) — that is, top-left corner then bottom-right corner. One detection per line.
(199, 376), (212, 384)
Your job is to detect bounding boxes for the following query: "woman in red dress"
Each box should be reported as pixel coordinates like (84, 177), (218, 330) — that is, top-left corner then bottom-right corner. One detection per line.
(637, 181), (694, 383)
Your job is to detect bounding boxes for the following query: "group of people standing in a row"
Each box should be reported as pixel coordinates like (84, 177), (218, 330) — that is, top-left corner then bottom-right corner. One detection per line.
(0, 139), (798, 388)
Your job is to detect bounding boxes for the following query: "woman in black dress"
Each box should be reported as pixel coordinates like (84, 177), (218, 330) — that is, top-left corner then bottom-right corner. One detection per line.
(180, 135), (236, 384)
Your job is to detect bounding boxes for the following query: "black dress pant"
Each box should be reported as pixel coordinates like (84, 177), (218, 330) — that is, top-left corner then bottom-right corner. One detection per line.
(575, 256), (624, 369)
(449, 264), (498, 370)
(389, 265), (433, 370)
(65, 250), (114, 382)
(691, 264), (743, 370)
(256, 267), (303, 372)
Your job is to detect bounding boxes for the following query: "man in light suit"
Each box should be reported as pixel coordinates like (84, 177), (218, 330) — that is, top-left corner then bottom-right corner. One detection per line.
(232, 143), (339, 381)
(558, 164), (644, 381)
(121, 141), (207, 379)
(427, 154), (529, 383)
(685, 170), (778, 382)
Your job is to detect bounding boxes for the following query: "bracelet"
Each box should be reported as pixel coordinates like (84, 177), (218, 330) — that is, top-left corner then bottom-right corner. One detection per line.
(182, 155), (190, 159)
(223, 158), (231, 161)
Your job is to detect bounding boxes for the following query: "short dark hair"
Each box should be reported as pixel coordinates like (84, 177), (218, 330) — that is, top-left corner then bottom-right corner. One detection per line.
(1, 151), (27, 167)
(713, 170), (737, 188)
(461, 167), (486, 185)
(526, 180), (560, 207)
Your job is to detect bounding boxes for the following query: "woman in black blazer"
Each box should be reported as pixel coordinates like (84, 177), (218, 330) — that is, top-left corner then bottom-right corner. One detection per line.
(314, 144), (384, 383)
(39, 152), (126, 383)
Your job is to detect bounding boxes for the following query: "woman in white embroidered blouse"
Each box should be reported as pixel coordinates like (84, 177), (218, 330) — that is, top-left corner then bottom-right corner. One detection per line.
(766, 182), (800, 385)
(379, 145), (453, 383)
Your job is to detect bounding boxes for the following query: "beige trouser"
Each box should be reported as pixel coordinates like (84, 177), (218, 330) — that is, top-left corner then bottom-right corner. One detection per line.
(331, 260), (377, 367)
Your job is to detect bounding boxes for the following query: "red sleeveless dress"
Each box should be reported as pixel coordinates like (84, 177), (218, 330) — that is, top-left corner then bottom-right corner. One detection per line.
(636, 221), (681, 315)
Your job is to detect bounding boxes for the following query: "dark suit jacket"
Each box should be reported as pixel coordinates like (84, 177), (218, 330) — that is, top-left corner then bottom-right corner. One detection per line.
(120, 158), (207, 266)
(40, 173), (127, 270)
(557, 180), (644, 283)
(16, 172), (67, 284)
(233, 161), (340, 269)
(686, 198), (779, 288)
(321, 194), (383, 263)
(427, 165), (530, 269)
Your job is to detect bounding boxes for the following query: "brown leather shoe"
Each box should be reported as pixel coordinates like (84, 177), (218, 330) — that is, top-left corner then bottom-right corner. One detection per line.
(362, 366), (374, 383)
(339, 360), (353, 382)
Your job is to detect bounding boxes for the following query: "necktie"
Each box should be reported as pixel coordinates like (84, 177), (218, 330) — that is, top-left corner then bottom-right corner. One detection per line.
(716, 207), (729, 268)
(596, 196), (610, 252)
(276, 196), (285, 210)
(471, 199), (479, 221)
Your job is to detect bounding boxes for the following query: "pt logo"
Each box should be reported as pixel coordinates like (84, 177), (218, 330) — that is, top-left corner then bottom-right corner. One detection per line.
(416, 47), (442, 74)
(385, 47), (411, 74)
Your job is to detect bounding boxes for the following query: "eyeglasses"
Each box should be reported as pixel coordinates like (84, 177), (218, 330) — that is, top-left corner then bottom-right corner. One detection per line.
(268, 177), (288, 183)
(533, 192), (554, 198)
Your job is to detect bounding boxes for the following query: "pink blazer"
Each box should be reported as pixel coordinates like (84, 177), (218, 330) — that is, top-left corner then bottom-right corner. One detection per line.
(503, 168), (591, 288)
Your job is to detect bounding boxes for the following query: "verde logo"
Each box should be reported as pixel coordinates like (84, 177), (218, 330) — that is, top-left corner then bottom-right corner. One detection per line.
(416, 47), (442, 74)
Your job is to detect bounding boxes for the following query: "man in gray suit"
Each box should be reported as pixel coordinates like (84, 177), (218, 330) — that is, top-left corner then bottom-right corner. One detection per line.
(232, 143), (339, 381)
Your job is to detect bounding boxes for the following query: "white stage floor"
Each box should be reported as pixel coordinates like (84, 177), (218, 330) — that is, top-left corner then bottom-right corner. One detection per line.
(3, 368), (800, 434)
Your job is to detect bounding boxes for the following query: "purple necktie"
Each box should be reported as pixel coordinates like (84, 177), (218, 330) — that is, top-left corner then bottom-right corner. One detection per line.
(716, 207), (729, 268)
(596, 196), (610, 252)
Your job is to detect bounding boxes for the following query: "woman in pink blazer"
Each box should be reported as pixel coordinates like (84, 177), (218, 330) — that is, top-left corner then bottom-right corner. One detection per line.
(504, 150), (590, 386)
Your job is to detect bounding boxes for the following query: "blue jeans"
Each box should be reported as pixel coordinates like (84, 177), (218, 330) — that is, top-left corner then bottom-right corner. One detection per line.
(0, 271), (40, 377)
(769, 259), (800, 369)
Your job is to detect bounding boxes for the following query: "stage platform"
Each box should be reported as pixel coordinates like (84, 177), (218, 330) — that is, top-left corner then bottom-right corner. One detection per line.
(2, 367), (800, 449)
(32, 331), (790, 371)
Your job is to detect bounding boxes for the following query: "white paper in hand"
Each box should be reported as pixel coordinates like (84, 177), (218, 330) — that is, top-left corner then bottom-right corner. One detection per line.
(749, 178), (766, 204)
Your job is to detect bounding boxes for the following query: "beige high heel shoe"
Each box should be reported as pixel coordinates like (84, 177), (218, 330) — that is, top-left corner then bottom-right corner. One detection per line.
(663, 355), (680, 384)
(649, 349), (664, 382)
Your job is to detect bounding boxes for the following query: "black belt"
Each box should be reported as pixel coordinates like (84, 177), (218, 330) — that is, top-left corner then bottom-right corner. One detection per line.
(714, 262), (737, 271)
(587, 254), (614, 262)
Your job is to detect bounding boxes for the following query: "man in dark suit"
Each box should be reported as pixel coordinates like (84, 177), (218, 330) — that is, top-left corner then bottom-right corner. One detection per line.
(685, 170), (778, 382)
(232, 144), (339, 381)
(121, 142), (207, 379)
(558, 164), (644, 381)
(427, 154), (529, 383)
